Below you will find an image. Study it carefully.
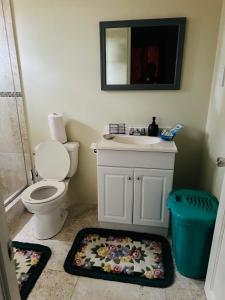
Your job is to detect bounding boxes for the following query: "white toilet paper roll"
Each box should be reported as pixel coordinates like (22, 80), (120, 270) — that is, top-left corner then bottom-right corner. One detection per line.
(48, 113), (67, 143)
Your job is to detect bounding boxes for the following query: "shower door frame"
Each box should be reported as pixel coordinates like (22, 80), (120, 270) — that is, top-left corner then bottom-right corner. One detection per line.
(0, 0), (32, 206)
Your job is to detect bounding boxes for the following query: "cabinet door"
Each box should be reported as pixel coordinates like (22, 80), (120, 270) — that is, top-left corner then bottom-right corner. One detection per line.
(98, 167), (133, 224)
(133, 168), (173, 227)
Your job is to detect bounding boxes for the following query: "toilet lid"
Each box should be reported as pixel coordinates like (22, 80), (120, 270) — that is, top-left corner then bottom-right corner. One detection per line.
(35, 140), (70, 181)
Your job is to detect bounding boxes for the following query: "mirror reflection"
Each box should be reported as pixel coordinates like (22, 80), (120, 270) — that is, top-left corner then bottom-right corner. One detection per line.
(106, 26), (179, 85)
(101, 18), (186, 90)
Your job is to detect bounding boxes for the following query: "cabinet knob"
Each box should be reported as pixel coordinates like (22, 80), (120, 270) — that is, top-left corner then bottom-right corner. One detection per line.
(127, 176), (132, 180)
(136, 177), (141, 181)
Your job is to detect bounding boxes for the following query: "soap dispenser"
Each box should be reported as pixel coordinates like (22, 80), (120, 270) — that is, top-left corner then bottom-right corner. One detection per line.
(148, 116), (159, 136)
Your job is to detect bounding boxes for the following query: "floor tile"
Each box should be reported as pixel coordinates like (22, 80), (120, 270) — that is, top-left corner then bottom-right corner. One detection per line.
(14, 218), (72, 272)
(8, 209), (31, 239)
(71, 277), (141, 300)
(67, 204), (97, 220)
(13, 204), (206, 300)
(28, 269), (78, 300)
(40, 240), (71, 272)
(171, 267), (205, 291)
(55, 206), (99, 242)
(165, 287), (206, 300)
(139, 286), (166, 299)
(14, 216), (37, 243)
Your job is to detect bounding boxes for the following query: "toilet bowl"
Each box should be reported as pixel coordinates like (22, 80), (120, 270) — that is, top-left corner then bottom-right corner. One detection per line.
(21, 140), (79, 239)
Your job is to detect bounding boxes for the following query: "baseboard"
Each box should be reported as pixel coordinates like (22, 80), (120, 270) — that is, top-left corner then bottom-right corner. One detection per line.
(100, 222), (168, 237)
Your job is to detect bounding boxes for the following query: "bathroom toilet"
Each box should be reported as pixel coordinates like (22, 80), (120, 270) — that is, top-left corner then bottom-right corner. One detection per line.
(21, 140), (79, 239)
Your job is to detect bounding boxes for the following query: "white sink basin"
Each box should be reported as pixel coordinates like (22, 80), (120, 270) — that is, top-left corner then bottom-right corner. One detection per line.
(92, 134), (177, 152)
(113, 135), (161, 145)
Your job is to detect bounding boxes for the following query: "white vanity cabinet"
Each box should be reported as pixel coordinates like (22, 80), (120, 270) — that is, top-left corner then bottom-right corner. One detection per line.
(98, 166), (133, 224)
(133, 168), (173, 227)
(98, 166), (173, 233)
(94, 136), (177, 236)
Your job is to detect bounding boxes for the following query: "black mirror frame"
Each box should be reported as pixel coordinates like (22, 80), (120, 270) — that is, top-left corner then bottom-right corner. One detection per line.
(100, 17), (186, 91)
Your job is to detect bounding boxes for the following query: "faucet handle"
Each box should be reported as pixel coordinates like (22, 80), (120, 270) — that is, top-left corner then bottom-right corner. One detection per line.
(133, 129), (141, 136)
(140, 128), (146, 135)
(129, 128), (134, 135)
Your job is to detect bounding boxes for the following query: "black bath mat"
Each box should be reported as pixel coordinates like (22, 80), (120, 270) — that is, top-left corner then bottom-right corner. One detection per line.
(12, 241), (51, 300)
(64, 228), (174, 287)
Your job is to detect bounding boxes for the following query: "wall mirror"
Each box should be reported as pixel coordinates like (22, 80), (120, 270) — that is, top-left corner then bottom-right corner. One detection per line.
(100, 18), (186, 90)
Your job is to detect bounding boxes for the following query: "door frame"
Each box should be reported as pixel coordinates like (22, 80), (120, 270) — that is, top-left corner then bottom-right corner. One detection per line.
(205, 175), (225, 300)
(0, 197), (20, 299)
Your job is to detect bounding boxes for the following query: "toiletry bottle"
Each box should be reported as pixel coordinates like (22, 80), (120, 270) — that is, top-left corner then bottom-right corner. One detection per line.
(148, 116), (159, 136)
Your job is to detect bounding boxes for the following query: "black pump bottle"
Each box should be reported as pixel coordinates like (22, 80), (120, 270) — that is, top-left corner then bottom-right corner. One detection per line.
(148, 116), (159, 136)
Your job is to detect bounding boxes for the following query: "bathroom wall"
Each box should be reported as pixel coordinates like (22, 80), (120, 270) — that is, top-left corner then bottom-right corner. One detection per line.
(201, 0), (225, 200)
(12, 0), (222, 204)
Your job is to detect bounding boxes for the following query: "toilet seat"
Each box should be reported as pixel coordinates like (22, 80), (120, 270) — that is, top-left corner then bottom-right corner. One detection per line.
(35, 140), (70, 181)
(21, 140), (70, 205)
(21, 180), (66, 204)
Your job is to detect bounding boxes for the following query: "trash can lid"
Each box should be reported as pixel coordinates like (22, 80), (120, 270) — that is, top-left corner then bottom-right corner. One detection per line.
(167, 189), (218, 223)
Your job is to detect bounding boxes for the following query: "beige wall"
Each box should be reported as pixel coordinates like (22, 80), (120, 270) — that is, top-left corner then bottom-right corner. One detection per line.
(201, 0), (225, 200)
(12, 0), (221, 204)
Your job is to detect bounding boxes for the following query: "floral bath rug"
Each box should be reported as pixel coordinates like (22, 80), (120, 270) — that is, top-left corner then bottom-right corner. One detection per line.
(64, 228), (174, 287)
(12, 241), (51, 300)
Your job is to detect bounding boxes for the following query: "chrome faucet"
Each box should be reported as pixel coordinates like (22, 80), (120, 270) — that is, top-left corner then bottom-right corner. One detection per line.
(133, 129), (141, 136)
(129, 128), (145, 136)
(129, 128), (135, 135)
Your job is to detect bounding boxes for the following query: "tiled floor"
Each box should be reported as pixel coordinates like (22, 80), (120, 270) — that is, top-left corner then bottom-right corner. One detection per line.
(13, 204), (206, 300)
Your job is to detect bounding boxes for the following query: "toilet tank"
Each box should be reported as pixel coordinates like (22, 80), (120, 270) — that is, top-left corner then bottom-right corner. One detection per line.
(63, 142), (79, 178)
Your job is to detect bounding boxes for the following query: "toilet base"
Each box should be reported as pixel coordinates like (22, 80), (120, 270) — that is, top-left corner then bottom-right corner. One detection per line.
(32, 208), (68, 239)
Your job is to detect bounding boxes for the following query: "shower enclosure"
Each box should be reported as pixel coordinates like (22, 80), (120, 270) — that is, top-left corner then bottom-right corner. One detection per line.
(0, 0), (31, 204)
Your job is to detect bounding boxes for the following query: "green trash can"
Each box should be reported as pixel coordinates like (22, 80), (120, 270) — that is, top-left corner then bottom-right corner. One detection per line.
(167, 189), (218, 279)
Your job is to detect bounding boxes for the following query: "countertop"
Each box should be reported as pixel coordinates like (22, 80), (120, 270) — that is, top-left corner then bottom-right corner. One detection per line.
(92, 135), (177, 153)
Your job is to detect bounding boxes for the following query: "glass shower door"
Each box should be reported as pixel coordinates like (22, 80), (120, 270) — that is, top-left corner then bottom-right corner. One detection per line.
(0, 0), (28, 204)
(0, 98), (28, 203)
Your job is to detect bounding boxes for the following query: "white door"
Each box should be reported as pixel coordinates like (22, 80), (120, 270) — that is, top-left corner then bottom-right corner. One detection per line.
(0, 198), (20, 299)
(205, 171), (225, 300)
(98, 166), (133, 224)
(133, 168), (173, 227)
